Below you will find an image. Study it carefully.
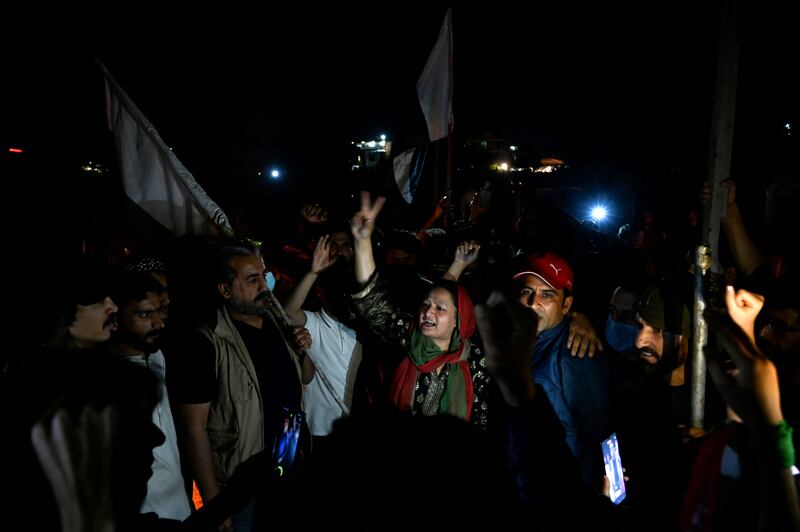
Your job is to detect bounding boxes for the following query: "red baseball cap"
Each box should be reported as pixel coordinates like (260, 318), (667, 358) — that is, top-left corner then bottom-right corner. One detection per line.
(512, 252), (574, 291)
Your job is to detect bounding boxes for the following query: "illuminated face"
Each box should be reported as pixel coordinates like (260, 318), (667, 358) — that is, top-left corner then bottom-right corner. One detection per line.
(221, 254), (269, 316)
(117, 292), (167, 354)
(419, 287), (457, 349)
(634, 315), (664, 365)
(516, 275), (572, 333)
(69, 297), (118, 347)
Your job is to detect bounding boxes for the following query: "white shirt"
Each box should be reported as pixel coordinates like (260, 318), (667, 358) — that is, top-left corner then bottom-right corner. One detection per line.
(127, 350), (193, 521)
(303, 310), (362, 436)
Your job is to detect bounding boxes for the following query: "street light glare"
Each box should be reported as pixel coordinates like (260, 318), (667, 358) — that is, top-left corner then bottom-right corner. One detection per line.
(270, 169), (280, 178)
(591, 205), (608, 221)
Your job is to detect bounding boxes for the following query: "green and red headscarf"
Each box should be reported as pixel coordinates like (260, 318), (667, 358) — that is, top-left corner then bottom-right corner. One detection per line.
(389, 283), (477, 421)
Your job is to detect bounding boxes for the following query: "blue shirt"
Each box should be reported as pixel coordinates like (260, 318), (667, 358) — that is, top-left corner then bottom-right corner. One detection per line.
(532, 317), (610, 484)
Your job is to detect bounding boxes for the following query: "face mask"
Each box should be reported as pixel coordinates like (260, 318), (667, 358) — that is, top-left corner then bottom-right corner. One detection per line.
(605, 315), (639, 354)
(265, 271), (276, 292)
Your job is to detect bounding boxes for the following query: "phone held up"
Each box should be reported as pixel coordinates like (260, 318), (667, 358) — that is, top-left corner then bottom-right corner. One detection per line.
(272, 407), (305, 476)
(601, 432), (626, 505)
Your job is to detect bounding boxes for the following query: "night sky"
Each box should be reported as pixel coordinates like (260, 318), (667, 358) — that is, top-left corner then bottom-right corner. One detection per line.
(2, 2), (797, 236)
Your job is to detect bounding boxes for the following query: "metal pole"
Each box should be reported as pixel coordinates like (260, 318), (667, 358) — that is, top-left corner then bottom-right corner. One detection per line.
(691, 245), (711, 428)
(691, 0), (739, 429)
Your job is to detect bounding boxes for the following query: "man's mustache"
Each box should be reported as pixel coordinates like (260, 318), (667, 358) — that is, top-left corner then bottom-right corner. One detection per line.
(638, 346), (659, 359)
(256, 291), (270, 302)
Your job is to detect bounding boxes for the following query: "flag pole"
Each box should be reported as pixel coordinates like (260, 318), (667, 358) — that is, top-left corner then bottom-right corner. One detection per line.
(444, 8), (454, 227)
(413, 7), (453, 214)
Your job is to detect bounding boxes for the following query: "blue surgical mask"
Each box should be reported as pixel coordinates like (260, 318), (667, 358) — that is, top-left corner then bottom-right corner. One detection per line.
(265, 271), (276, 292)
(605, 315), (639, 354)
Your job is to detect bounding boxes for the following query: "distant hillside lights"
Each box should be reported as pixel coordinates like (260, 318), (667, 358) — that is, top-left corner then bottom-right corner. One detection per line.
(490, 158), (567, 174)
(533, 158), (566, 174)
(81, 161), (108, 175)
(351, 134), (392, 171)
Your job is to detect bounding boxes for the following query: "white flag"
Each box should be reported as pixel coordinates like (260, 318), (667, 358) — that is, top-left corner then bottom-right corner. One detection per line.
(393, 145), (428, 204)
(416, 9), (453, 142)
(100, 61), (233, 237)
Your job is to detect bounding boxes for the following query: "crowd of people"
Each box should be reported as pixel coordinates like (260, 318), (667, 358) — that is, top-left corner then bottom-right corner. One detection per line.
(2, 161), (798, 531)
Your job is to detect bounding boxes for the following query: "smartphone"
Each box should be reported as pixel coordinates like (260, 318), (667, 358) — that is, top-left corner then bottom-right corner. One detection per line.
(272, 408), (305, 475)
(601, 433), (626, 505)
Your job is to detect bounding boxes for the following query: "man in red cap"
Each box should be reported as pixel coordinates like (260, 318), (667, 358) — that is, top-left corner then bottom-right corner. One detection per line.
(513, 252), (610, 486)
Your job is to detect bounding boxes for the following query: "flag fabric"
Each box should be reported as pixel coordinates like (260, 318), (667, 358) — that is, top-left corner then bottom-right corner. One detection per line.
(416, 9), (453, 142)
(99, 61), (233, 237)
(393, 145), (428, 204)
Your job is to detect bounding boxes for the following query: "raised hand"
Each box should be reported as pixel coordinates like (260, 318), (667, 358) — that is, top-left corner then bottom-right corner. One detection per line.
(443, 240), (481, 281)
(311, 235), (337, 274)
(350, 191), (386, 242)
(301, 203), (328, 224)
(724, 285), (764, 343)
(705, 309), (783, 430)
(475, 291), (539, 407)
(454, 240), (481, 267)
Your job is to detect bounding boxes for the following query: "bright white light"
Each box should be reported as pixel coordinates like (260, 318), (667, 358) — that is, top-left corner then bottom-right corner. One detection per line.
(270, 169), (280, 178)
(380, 134), (386, 140)
(785, 123), (792, 130)
(590, 205), (608, 221)
(509, 145), (518, 151)
(499, 162), (509, 171)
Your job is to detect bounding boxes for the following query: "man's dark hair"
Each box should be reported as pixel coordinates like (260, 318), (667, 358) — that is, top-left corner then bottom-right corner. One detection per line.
(109, 272), (165, 310)
(37, 261), (113, 347)
(216, 238), (262, 286)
